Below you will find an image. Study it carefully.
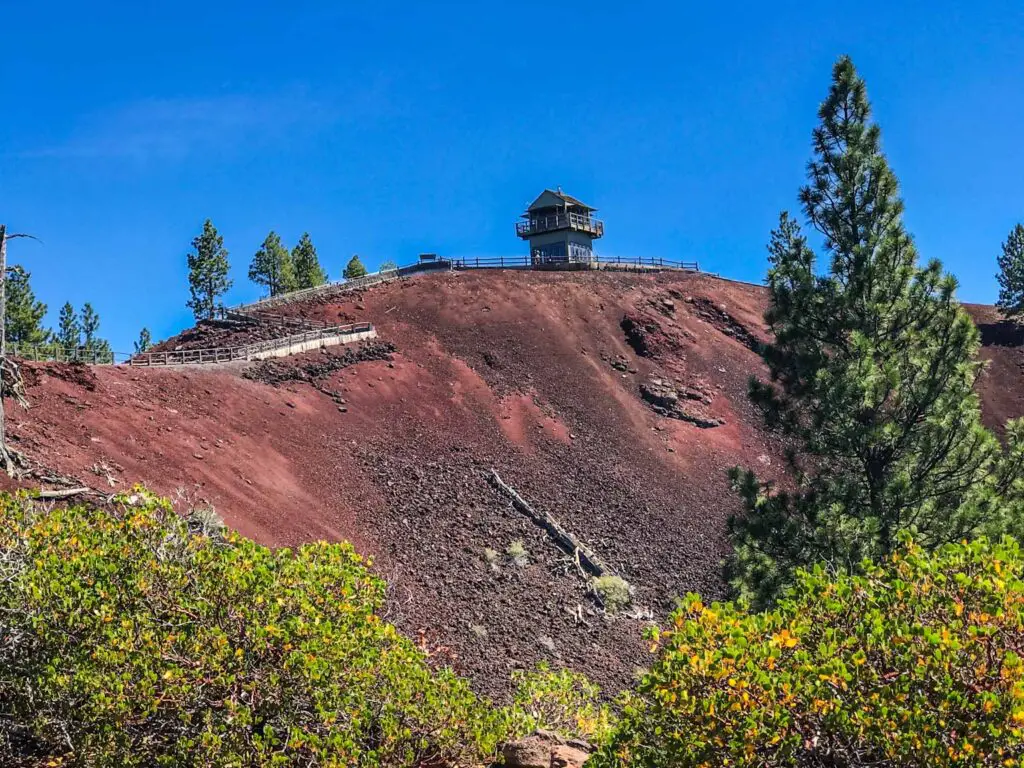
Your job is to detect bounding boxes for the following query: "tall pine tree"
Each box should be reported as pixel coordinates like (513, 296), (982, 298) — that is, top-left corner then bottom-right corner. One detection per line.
(134, 328), (152, 353)
(57, 302), (81, 349)
(79, 303), (112, 362)
(248, 231), (296, 296)
(186, 220), (232, 320)
(728, 56), (1017, 607)
(996, 223), (1024, 320)
(5, 266), (49, 345)
(80, 302), (99, 350)
(291, 232), (327, 290)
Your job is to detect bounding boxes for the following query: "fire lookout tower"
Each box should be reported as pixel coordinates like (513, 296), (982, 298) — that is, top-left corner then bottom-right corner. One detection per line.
(515, 188), (604, 266)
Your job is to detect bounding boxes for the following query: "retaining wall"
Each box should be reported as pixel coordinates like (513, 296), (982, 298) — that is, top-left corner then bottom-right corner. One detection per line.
(248, 329), (378, 360)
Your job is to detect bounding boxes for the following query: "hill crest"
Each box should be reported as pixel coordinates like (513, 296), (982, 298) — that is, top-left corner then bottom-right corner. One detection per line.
(5, 267), (1021, 695)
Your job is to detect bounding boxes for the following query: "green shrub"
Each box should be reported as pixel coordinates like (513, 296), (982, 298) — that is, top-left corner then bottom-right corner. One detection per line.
(506, 539), (529, 566)
(508, 663), (616, 745)
(592, 575), (631, 613)
(0, 490), (504, 766)
(593, 535), (1024, 767)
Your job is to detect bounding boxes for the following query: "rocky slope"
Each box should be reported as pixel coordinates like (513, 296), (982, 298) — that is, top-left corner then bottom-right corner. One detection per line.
(4, 269), (1020, 697)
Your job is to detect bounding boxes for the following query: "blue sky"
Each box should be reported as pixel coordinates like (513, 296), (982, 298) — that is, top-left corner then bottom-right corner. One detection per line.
(2, 1), (1022, 352)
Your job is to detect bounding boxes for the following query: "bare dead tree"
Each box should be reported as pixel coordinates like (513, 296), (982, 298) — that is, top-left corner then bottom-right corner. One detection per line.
(0, 224), (41, 476)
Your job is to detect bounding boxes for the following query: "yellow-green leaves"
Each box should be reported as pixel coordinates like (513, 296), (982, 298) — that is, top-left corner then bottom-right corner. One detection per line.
(0, 490), (504, 766)
(593, 537), (1024, 767)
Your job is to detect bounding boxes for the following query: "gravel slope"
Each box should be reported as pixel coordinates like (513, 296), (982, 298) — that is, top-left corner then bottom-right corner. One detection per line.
(5, 270), (1018, 697)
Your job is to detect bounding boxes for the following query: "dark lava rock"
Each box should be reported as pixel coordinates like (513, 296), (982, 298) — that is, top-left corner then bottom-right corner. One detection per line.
(640, 377), (724, 429)
(243, 341), (396, 386)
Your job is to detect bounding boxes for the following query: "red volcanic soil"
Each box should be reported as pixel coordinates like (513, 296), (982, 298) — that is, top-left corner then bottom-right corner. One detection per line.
(5, 269), (1021, 697)
(964, 303), (1024, 434)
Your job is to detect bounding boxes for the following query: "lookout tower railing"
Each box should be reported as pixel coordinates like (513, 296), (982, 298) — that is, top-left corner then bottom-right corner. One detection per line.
(515, 212), (604, 239)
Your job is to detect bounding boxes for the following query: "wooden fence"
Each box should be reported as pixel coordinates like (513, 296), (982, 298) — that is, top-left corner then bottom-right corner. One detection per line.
(10, 322), (375, 368)
(227, 253), (701, 313)
(227, 260), (454, 314)
(9, 345), (115, 365)
(219, 308), (333, 330)
(595, 255), (700, 271)
(448, 254), (700, 271)
(9, 252), (701, 367)
(126, 322), (375, 367)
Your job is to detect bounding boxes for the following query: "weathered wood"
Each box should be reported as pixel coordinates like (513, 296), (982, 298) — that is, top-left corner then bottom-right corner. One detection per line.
(0, 227), (40, 477)
(488, 468), (611, 578)
(34, 486), (98, 500)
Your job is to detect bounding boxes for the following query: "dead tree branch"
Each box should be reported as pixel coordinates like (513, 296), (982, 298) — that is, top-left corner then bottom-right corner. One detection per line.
(35, 487), (94, 500)
(488, 468), (612, 578)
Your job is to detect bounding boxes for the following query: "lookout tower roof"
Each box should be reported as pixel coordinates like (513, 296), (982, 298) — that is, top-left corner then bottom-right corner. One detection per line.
(525, 188), (597, 215)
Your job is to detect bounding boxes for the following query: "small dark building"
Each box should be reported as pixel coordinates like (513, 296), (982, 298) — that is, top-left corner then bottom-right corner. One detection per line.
(515, 188), (604, 265)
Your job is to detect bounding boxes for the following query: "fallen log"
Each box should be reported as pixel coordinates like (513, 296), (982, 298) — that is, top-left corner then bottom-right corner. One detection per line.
(35, 486), (96, 500)
(488, 469), (611, 578)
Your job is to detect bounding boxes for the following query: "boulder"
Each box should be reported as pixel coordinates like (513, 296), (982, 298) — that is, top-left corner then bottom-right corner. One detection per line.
(640, 377), (724, 429)
(551, 745), (591, 768)
(499, 731), (592, 768)
(501, 736), (553, 768)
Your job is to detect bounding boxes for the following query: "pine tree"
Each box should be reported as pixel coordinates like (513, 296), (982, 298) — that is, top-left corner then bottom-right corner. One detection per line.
(80, 303), (99, 348)
(727, 56), (1015, 607)
(78, 303), (113, 362)
(4, 266), (49, 345)
(379, 259), (398, 272)
(996, 223), (1024, 320)
(134, 328), (152, 354)
(186, 220), (233, 320)
(248, 231), (296, 296)
(343, 254), (368, 280)
(57, 302), (81, 349)
(291, 233), (328, 289)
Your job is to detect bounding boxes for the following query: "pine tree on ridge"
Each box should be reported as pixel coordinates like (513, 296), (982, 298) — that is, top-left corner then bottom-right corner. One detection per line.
(727, 55), (1023, 607)
(291, 233), (327, 290)
(248, 231), (296, 297)
(186, 219), (232, 321)
(57, 302), (81, 349)
(996, 223), (1024, 320)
